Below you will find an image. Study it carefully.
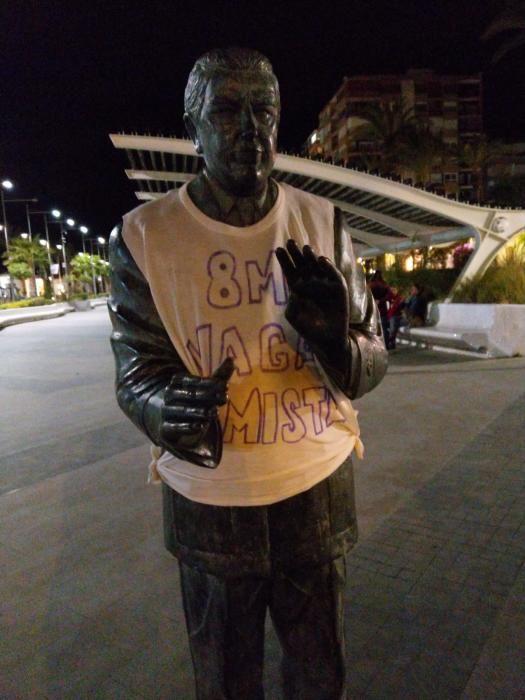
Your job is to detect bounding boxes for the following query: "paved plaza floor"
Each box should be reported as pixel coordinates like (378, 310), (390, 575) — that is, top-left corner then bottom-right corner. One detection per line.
(1, 310), (524, 698)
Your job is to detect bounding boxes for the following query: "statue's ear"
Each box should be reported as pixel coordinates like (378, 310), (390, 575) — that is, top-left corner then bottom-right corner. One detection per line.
(184, 113), (202, 154)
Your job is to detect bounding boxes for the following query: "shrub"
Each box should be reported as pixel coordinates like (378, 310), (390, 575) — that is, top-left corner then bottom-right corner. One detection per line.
(452, 246), (525, 303)
(384, 268), (460, 299)
(0, 298), (56, 310)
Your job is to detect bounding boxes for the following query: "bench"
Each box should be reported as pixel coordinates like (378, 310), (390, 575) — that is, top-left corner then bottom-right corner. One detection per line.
(398, 303), (525, 358)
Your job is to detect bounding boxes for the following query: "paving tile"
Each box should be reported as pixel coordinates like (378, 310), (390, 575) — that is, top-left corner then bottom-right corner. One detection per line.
(49, 677), (146, 700)
(108, 646), (193, 700)
(2, 624), (133, 700)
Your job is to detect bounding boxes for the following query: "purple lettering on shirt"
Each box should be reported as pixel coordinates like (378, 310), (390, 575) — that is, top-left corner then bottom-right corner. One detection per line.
(294, 335), (315, 370)
(219, 325), (252, 376)
(246, 250), (288, 305)
(260, 323), (290, 372)
(222, 388), (261, 444)
(207, 251), (242, 309)
(281, 388), (307, 443)
(325, 389), (346, 428)
(186, 324), (213, 376)
(303, 386), (327, 435)
(261, 391), (278, 444)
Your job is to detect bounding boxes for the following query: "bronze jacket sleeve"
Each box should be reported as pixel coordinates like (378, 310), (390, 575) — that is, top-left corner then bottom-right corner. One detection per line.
(313, 208), (388, 400)
(108, 223), (221, 467)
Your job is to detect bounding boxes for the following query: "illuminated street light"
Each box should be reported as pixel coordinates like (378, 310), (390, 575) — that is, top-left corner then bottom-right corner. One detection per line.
(37, 211), (89, 297)
(1, 179), (15, 299)
(1, 179), (14, 253)
(47, 213), (69, 293)
(5, 196), (40, 297)
(39, 239), (48, 247)
(29, 208), (67, 300)
(96, 236), (107, 262)
(20, 233), (29, 239)
(79, 225), (89, 253)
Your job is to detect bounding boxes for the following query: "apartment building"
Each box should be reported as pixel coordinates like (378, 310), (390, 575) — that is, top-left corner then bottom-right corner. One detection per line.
(308, 69), (483, 200)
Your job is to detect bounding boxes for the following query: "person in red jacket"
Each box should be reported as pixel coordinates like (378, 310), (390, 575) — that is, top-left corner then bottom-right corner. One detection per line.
(386, 285), (405, 350)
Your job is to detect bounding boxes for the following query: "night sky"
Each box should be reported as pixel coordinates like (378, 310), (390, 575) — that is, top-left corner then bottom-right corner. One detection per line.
(1, 0), (524, 245)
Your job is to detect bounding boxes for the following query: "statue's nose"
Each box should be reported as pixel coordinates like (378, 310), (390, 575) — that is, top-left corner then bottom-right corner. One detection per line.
(239, 103), (257, 133)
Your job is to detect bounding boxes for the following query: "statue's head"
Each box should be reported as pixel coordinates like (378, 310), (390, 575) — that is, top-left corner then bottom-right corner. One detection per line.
(184, 48), (280, 197)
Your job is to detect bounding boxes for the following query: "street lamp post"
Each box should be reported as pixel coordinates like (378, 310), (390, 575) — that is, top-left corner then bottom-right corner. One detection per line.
(60, 225), (68, 278)
(97, 236), (106, 261)
(96, 237), (108, 292)
(0, 180), (13, 253)
(29, 209), (63, 298)
(88, 238), (98, 294)
(49, 210), (68, 297)
(2, 195), (39, 297)
(79, 226), (88, 253)
(25, 201), (37, 296)
(1, 180), (14, 299)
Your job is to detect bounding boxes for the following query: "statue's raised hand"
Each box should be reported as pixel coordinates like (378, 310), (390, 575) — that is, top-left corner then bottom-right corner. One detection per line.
(275, 240), (349, 350)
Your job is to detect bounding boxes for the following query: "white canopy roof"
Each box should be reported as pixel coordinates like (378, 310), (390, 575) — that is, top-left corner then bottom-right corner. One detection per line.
(110, 134), (525, 294)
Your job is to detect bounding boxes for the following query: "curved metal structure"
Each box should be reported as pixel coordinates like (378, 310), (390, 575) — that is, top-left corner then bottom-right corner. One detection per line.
(110, 134), (525, 297)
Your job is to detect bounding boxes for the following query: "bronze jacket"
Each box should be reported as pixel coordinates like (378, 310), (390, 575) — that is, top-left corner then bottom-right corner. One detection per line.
(108, 207), (388, 469)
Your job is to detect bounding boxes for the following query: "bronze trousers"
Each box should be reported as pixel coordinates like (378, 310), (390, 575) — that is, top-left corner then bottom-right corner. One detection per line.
(163, 457), (357, 699)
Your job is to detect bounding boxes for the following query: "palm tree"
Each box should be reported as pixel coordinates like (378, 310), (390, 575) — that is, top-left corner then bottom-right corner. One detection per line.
(482, 0), (525, 63)
(349, 99), (415, 176)
(459, 138), (503, 203)
(397, 125), (449, 187)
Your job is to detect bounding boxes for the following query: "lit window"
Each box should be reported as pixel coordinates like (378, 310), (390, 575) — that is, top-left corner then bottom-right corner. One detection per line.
(404, 256), (414, 272)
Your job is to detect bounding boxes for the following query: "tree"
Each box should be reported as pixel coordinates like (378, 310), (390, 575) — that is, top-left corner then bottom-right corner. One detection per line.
(2, 238), (50, 297)
(482, 0), (525, 63)
(397, 125), (449, 186)
(459, 138), (503, 203)
(69, 253), (109, 295)
(350, 99), (415, 175)
(6, 261), (32, 283)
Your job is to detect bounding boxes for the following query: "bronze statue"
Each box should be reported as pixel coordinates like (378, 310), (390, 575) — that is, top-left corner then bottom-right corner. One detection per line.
(109, 47), (387, 700)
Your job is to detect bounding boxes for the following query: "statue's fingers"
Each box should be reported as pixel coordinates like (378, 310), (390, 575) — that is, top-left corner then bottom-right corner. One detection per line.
(163, 404), (217, 422)
(275, 247), (298, 286)
(213, 356), (235, 382)
(318, 256), (344, 283)
(286, 239), (304, 269)
(161, 422), (207, 440)
(301, 245), (319, 277)
(192, 382), (229, 406)
(165, 385), (197, 403)
(166, 380), (223, 406)
(166, 371), (194, 391)
(178, 374), (204, 388)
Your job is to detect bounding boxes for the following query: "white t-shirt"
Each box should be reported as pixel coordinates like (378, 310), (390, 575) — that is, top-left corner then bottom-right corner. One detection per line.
(122, 181), (361, 506)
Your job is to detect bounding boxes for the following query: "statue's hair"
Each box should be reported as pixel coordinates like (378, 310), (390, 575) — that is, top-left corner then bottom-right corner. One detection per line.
(184, 47), (280, 121)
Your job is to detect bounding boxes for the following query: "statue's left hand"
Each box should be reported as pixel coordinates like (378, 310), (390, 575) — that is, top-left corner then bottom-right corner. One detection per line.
(275, 239), (349, 349)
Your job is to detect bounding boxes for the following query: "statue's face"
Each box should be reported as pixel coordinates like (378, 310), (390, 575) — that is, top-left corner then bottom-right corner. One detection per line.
(190, 71), (279, 197)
